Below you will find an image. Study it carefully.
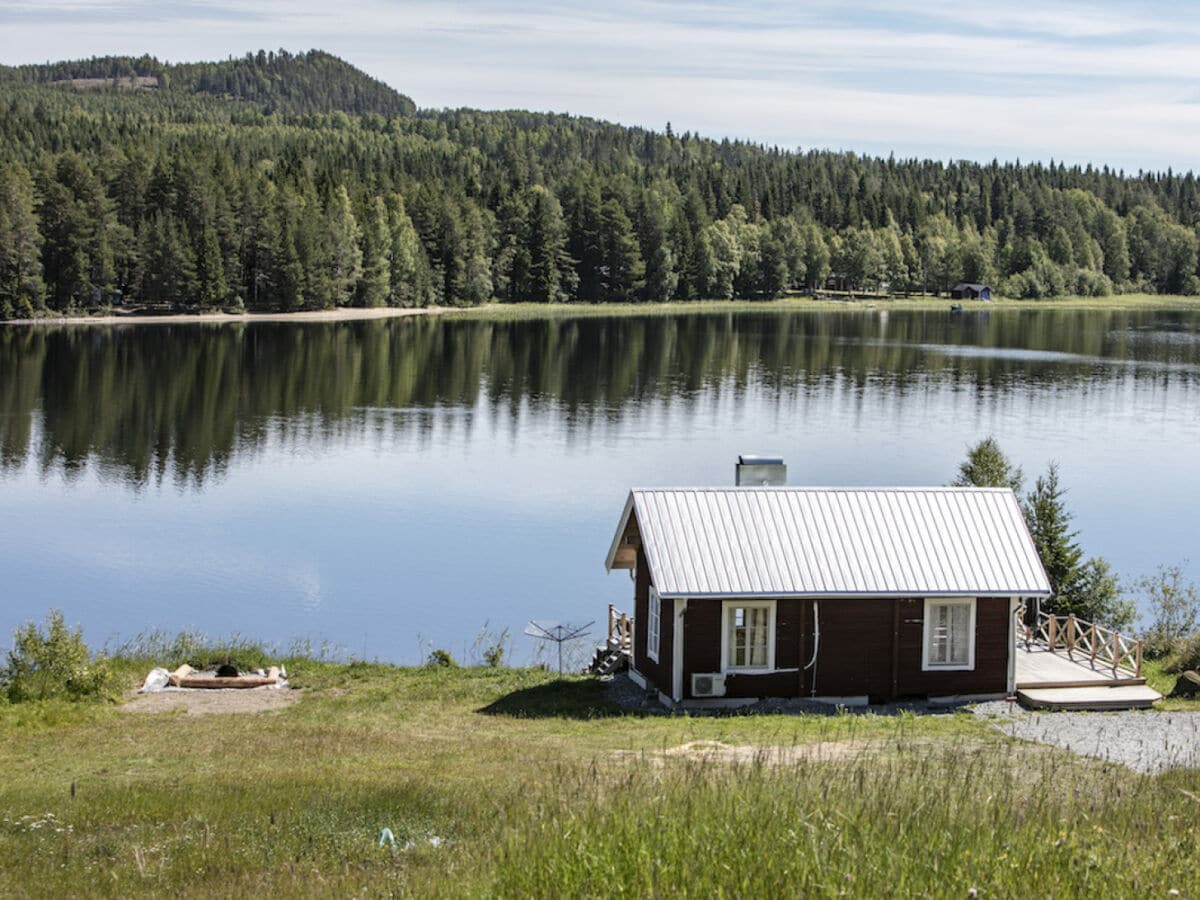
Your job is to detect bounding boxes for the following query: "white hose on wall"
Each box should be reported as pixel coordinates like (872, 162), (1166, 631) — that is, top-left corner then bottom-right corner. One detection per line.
(803, 600), (820, 697)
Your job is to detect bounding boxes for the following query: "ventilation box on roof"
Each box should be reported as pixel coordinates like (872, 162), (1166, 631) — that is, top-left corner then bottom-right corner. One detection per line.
(735, 454), (786, 486)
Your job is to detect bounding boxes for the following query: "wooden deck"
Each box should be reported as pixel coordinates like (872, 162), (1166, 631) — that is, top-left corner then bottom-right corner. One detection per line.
(1015, 645), (1144, 689)
(1015, 645), (1161, 710)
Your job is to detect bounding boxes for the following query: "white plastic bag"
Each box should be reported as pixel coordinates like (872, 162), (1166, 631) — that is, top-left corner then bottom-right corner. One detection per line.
(138, 668), (170, 693)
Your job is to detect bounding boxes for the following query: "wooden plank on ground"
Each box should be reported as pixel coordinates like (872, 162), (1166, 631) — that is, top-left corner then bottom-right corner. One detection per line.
(176, 675), (279, 689)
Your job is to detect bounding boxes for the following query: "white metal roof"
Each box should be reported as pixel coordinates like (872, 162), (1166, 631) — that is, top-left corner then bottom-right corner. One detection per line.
(605, 487), (1051, 598)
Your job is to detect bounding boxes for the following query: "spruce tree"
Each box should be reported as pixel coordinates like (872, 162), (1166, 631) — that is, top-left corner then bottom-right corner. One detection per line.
(953, 437), (1023, 492)
(1025, 463), (1084, 614)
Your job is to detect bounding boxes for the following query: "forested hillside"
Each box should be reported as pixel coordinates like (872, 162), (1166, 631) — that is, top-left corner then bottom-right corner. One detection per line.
(0, 50), (416, 116)
(3, 49), (1200, 318)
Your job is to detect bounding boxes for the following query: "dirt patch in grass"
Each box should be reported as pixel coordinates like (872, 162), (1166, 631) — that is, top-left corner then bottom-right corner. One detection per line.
(120, 687), (299, 717)
(615, 738), (884, 767)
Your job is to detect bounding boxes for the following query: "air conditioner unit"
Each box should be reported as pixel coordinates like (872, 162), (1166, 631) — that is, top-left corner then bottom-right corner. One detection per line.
(691, 673), (726, 698)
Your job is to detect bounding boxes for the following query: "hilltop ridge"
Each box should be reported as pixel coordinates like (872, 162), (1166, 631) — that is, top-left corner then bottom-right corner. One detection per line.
(0, 49), (416, 117)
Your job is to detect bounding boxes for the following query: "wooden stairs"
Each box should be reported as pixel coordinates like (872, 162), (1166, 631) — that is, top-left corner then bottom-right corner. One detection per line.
(589, 604), (633, 676)
(589, 644), (628, 676)
(1017, 684), (1161, 710)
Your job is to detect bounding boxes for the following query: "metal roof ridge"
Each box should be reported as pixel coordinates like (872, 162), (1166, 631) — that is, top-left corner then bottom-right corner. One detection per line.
(629, 485), (1015, 493)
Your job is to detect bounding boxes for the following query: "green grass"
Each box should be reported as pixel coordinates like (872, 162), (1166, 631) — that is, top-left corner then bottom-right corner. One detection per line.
(11, 292), (1200, 329)
(442, 291), (1200, 321)
(2, 662), (1199, 896)
(1142, 658), (1200, 711)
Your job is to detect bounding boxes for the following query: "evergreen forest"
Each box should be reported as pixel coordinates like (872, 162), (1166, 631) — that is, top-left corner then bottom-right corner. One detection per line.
(4, 49), (1200, 318)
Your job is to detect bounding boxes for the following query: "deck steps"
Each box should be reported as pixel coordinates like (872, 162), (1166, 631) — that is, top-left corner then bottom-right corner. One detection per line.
(588, 643), (628, 676)
(1017, 676), (1146, 690)
(1017, 684), (1162, 711)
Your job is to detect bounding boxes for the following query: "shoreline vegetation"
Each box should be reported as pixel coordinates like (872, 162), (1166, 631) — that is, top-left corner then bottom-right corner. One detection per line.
(5, 292), (1200, 327)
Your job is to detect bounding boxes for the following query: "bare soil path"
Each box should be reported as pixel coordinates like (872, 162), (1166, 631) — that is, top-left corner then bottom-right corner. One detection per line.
(121, 687), (299, 717)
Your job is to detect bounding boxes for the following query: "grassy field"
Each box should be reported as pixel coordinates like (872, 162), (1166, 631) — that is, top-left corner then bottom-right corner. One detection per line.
(2, 657), (1200, 897)
(444, 291), (1200, 321)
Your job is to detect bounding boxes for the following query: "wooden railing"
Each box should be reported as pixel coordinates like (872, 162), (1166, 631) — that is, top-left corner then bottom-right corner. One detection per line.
(1023, 610), (1143, 678)
(608, 604), (633, 654)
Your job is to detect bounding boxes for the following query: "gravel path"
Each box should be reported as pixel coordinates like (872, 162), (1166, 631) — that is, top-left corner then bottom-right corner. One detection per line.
(973, 701), (1200, 773)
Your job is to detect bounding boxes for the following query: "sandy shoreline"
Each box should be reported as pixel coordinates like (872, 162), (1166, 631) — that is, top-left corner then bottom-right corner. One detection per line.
(2, 306), (444, 327)
(4, 294), (1200, 327)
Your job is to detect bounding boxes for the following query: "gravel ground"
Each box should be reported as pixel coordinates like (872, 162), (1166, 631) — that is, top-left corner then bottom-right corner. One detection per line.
(606, 677), (1200, 772)
(603, 673), (975, 717)
(973, 701), (1200, 773)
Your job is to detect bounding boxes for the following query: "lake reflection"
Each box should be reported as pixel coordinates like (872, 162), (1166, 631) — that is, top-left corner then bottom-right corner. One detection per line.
(1, 308), (1198, 662)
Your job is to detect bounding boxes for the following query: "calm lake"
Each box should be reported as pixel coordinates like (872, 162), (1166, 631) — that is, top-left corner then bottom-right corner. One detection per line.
(2, 307), (1198, 664)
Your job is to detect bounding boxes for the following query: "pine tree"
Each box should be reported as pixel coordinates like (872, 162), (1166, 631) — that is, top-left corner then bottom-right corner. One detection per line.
(493, 191), (531, 301)
(272, 188), (306, 310)
(525, 186), (571, 303)
(324, 185), (363, 308)
(38, 154), (116, 310)
(637, 192), (678, 302)
(384, 193), (429, 307)
(138, 212), (196, 305)
(356, 196), (391, 308)
(239, 176), (279, 309)
(567, 178), (605, 302)
(0, 164), (45, 316)
(598, 199), (643, 301)
(195, 220), (227, 309)
(460, 203), (494, 306)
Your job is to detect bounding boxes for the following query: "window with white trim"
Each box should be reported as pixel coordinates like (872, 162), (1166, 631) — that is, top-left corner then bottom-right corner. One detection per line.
(722, 601), (775, 672)
(647, 586), (661, 662)
(923, 598), (976, 670)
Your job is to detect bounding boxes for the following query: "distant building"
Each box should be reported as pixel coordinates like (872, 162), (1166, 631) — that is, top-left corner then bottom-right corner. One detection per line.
(951, 283), (992, 300)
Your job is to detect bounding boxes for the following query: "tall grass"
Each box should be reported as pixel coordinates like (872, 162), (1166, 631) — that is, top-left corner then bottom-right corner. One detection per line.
(105, 628), (345, 673)
(483, 743), (1195, 896)
(1, 664), (1198, 896)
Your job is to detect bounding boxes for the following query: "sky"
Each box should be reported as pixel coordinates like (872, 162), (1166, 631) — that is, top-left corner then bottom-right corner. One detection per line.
(2, 0), (1199, 172)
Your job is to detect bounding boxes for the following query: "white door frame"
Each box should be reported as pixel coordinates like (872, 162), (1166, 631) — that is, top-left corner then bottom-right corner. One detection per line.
(672, 598), (687, 702)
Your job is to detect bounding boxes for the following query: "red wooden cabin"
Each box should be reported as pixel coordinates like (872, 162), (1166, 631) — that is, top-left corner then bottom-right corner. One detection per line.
(605, 486), (1052, 708)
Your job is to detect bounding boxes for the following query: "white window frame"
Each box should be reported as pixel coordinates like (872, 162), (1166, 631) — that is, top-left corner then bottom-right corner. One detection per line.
(922, 597), (977, 671)
(720, 600), (776, 674)
(646, 586), (661, 662)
